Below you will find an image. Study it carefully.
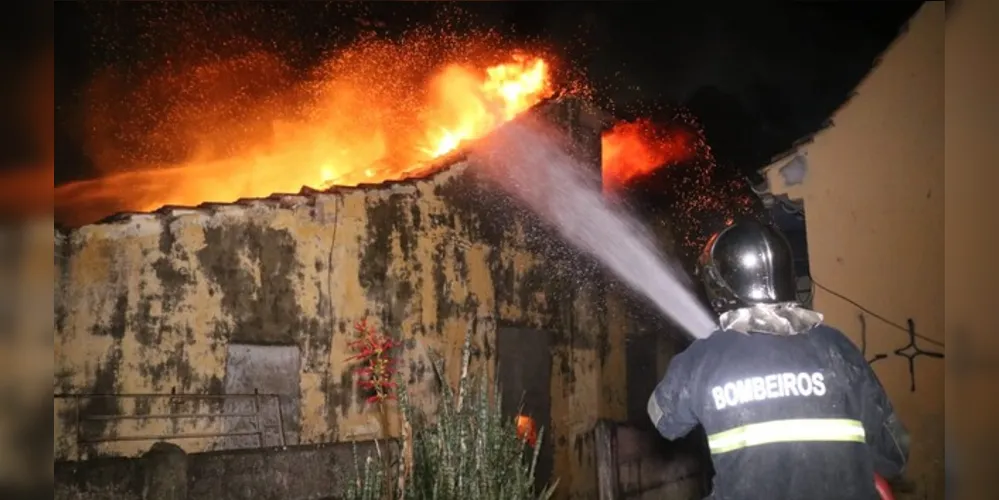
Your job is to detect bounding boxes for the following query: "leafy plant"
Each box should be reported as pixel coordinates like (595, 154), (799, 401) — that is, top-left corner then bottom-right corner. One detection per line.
(344, 324), (558, 500)
(345, 319), (399, 498)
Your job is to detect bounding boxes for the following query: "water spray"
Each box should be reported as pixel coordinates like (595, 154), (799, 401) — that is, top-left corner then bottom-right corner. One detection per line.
(471, 115), (718, 340)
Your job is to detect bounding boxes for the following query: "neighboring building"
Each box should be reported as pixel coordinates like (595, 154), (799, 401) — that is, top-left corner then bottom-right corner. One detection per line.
(53, 97), (707, 499)
(943, 1), (999, 498)
(756, 4), (944, 499)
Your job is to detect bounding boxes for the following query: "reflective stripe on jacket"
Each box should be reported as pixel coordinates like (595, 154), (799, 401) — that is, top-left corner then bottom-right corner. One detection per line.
(707, 418), (866, 454)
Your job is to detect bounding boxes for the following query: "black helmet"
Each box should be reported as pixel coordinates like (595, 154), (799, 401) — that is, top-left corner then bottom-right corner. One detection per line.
(697, 220), (798, 315)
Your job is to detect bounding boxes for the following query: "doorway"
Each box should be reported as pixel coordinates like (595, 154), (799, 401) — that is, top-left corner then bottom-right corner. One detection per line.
(496, 327), (554, 492)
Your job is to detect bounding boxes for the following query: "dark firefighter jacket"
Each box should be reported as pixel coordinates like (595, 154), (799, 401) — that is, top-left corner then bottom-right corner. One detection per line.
(648, 325), (910, 500)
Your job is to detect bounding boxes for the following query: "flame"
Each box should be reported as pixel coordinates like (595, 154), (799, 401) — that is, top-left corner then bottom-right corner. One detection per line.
(600, 116), (758, 256)
(515, 414), (538, 447)
(53, 28), (732, 228)
(421, 55), (549, 158)
(55, 37), (553, 226)
(601, 118), (698, 193)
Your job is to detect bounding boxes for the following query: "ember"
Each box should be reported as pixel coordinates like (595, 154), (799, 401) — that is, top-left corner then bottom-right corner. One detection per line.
(55, 31), (556, 226)
(54, 22), (744, 230)
(604, 116), (761, 262)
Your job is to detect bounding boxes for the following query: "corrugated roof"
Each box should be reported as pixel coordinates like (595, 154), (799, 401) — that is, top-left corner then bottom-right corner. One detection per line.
(55, 151), (470, 239)
(56, 94), (610, 236)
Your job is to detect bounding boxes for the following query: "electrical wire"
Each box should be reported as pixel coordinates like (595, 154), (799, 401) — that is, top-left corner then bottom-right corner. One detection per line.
(766, 199), (942, 347)
(810, 277), (945, 348)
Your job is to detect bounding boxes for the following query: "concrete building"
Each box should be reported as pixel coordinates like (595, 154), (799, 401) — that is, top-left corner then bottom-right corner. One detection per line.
(53, 97), (707, 499)
(756, 4), (945, 498)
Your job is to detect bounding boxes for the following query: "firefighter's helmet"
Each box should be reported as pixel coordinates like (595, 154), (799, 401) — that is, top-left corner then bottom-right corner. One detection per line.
(697, 219), (799, 315)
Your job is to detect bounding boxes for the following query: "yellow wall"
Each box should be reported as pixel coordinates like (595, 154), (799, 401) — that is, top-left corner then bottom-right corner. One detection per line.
(53, 150), (646, 500)
(944, 0), (999, 497)
(761, 4), (944, 498)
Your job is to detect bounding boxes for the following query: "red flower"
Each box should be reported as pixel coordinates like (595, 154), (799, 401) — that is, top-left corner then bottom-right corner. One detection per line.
(346, 319), (398, 404)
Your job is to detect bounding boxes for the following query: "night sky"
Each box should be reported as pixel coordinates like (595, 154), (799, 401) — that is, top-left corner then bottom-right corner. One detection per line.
(54, 1), (921, 187)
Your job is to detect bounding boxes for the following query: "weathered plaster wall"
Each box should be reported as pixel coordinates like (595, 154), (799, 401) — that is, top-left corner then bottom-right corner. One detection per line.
(54, 98), (644, 499)
(760, 4), (944, 498)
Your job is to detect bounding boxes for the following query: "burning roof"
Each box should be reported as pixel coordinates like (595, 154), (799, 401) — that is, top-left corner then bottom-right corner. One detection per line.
(55, 95), (611, 235)
(53, 31), (724, 232)
(56, 48), (560, 228)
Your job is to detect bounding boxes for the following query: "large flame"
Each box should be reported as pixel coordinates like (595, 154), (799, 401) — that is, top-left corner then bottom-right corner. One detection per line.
(421, 55), (550, 158)
(54, 29), (724, 228)
(55, 35), (553, 226)
(601, 118), (698, 194)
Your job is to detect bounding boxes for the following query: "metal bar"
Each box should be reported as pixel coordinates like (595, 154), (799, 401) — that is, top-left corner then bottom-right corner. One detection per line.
(57, 392), (293, 450)
(80, 430), (260, 444)
(253, 389), (264, 448)
(55, 393), (281, 399)
(83, 412), (258, 421)
(273, 395), (287, 447)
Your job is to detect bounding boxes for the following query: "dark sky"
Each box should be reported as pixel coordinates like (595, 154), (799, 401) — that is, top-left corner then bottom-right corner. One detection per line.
(54, 1), (922, 187)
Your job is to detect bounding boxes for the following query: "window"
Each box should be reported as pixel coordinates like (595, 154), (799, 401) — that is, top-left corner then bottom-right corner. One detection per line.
(769, 196), (813, 308)
(221, 343), (301, 449)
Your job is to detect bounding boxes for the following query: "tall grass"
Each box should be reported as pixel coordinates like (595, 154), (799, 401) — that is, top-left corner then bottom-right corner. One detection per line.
(345, 329), (557, 500)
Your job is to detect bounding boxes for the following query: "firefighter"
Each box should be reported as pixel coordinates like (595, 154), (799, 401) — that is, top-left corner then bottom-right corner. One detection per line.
(647, 219), (910, 500)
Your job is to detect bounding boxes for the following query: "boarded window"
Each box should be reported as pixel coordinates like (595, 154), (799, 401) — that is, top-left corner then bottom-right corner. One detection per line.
(221, 344), (301, 450)
(496, 327), (553, 492)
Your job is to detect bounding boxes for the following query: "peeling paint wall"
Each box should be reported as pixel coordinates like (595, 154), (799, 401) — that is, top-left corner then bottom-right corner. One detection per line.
(761, 5), (944, 498)
(54, 98), (660, 499)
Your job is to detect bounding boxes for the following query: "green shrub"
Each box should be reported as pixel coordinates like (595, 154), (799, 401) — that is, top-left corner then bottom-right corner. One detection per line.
(345, 330), (557, 500)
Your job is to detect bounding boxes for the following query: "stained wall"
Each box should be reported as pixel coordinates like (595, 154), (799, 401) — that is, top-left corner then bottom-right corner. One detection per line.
(54, 97), (651, 499)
